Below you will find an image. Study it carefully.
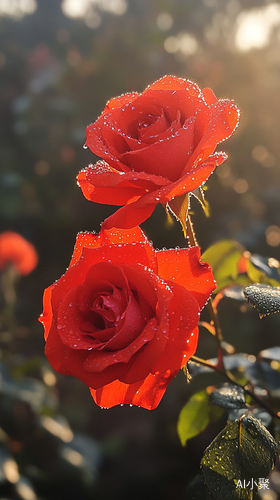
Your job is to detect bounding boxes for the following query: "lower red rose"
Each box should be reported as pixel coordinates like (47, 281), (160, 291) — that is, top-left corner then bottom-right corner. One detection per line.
(39, 227), (215, 409)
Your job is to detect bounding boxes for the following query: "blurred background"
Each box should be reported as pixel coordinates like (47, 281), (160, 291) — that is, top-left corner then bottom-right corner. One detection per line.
(1, 0), (280, 498)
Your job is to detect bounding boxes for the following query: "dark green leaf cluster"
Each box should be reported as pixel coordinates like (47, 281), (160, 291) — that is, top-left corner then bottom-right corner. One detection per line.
(180, 383), (278, 499)
(179, 348), (280, 498)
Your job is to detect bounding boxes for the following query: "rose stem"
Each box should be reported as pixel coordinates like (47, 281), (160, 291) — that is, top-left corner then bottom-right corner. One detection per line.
(186, 213), (225, 370)
(190, 355), (280, 420)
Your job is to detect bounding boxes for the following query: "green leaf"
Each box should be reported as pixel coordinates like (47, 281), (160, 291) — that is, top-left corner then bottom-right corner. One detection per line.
(244, 283), (280, 318)
(201, 415), (278, 500)
(209, 384), (246, 410)
(209, 404), (225, 423)
(201, 240), (246, 293)
(177, 391), (210, 446)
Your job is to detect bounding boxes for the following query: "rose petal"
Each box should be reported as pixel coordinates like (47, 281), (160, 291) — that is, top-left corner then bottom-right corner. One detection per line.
(102, 201), (158, 230)
(70, 231), (101, 268)
(139, 108), (170, 141)
(152, 283), (200, 374)
(72, 236), (156, 276)
(119, 272), (173, 383)
(83, 317), (157, 372)
(102, 225), (149, 246)
(90, 369), (176, 410)
(45, 323), (134, 388)
(202, 87), (218, 106)
(156, 246), (216, 310)
(104, 292), (145, 350)
(120, 117), (195, 181)
(143, 75), (202, 97)
(101, 92), (139, 115)
(39, 284), (55, 340)
(183, 99), (239, 175)
(120, 264), (158, 309)
(77, 161), (170, 205)
(77, 163), (145, 205)
(101, 153), (226, 229)
(105, 102), (161, 139)
(143, 76), (204, 121)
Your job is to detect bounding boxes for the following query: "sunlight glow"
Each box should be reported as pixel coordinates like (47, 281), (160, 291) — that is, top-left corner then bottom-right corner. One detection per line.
(235, 3), (280, 51)
(0, 0), (37, 18)
(62, 0), (127, 19)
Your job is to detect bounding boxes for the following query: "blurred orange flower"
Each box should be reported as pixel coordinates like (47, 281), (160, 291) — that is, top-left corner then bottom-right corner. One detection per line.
(0, 231), (38, 275)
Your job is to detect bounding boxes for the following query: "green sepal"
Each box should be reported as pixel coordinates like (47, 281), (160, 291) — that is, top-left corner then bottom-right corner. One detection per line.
(192, 187), (210, 217)
(167, 193), (190, 236)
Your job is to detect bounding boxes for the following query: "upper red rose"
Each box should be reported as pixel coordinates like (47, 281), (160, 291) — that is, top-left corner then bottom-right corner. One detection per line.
(77, 75), (239, 229)
(39, 226), (215, 410)
(0, 231), (38, 275)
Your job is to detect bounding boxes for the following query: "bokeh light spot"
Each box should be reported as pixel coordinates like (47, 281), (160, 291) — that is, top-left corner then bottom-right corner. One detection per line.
(3, 459), (20, 483)
(233, 178), (248, 194)
(85, 10), (101, 28)
(216, 164), (231, 179)
(61, 446), (84, 465)
(16, 479), (36, 500)
(164, 36), (178, 53)
(156, 12), (173, 31)
(265, 225), (280, 247)
(62, 0), (127, 19)
(252, 145), (275, 168)
(164, 32), (197, 55)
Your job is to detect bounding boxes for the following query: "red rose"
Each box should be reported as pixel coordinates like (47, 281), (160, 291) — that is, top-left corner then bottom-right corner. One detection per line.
(0, 231), (38, 275)
(77, 75), (239, 229)
(39, 226), (215, 409)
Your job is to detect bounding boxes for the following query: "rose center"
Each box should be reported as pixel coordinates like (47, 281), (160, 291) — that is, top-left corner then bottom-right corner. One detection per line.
(91, 293), (121, 328)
